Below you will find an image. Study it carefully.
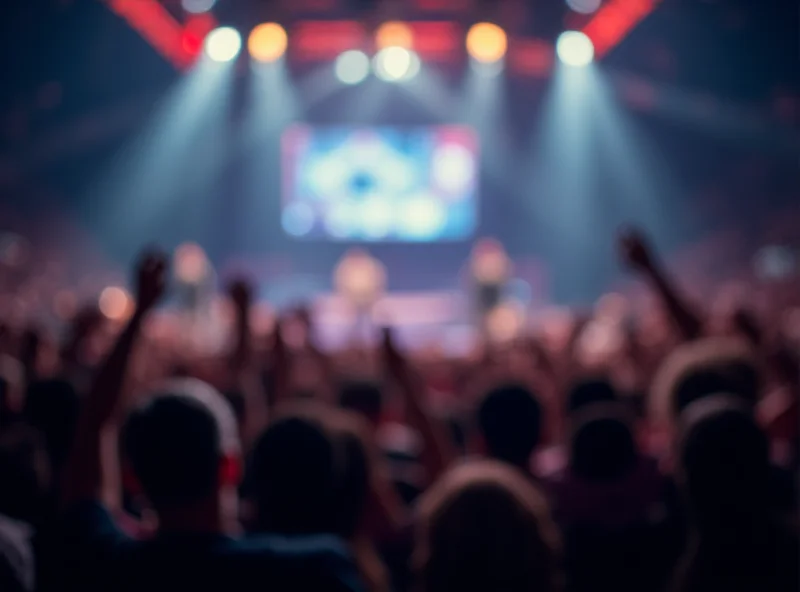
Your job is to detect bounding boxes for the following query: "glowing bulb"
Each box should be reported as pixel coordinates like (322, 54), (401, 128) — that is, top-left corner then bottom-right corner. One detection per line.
(205, 27), (242, 63)
(248, 23), (288, 63)
(466, 23), (508, 64)
(335, 50), (370, 84)
(556, 31), (595, 67)
(376, 21), (413, 49)
(374, 47), (420, 82)
(566, 0), (602, 14)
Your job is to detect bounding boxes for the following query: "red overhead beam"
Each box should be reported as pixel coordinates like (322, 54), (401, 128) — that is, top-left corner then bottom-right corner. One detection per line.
(107, 0), (216, 69)
(107, 0), (659, 72)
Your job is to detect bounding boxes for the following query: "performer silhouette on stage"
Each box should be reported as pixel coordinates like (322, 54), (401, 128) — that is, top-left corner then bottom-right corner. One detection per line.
(334, 248), (386, 339)
(469, 238), (511, 335)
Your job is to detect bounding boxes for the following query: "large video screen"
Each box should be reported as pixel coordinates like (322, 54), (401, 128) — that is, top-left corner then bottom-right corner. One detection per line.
(281, 125), (478, 241)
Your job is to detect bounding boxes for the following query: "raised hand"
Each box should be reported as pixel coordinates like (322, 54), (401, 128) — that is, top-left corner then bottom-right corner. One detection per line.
(228, 278), (253, 313)
(618, 227), (655, 272)
(381, 326), (407, 379)
(135, 250), (168, 312)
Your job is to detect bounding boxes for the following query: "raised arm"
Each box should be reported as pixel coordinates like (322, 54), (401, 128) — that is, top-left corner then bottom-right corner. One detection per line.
(62, 251), (167, 508)
(382, 327), (455, 485)
(227, 278), (269, 445)
(618, 227), (703, 341)
(60, 305), (103, 373)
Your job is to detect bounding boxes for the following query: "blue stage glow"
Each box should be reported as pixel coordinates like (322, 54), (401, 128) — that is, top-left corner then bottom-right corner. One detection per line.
(281, 126), (479, 242)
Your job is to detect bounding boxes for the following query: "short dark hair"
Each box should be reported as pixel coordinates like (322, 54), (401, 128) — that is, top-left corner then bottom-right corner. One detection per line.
(652, 339), (760, 421)
(567, 378), (617, 416)
(23, 379), (80, 473)
(123, 381), (237, 509)
(673, 364), (758, 416)
(477, 385), (542, 468)
(338, 381), (383, 424)
(569, 404), (637, 482)
(679, 396), (770, 525)
(249, 412), (339, 535)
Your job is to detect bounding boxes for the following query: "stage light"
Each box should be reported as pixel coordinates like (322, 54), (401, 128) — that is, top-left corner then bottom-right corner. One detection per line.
(248, 23), (288, 63)
(556, 31), (594, 67)
(376, 21), (413, 49)
(182, 0), (216, 14)
(466, 22), (507, 64)
(335, 50), (370, 84)
(205, 27), (242, 63)
(374, 47), (420, 82)
(566, 0), (602, 14)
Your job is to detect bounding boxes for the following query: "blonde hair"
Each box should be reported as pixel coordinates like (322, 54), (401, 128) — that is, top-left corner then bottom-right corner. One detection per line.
(415, 460), (561, 592)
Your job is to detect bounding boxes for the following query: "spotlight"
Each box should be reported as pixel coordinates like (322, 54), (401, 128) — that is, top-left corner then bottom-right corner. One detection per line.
(335, 50), (370, 84)
(556, 31), (594, 67)
(466, 22), (507, 64)
(374, 47), (420, 82)
(205, 27), (242, 63)
(248, 23), (288, 63)
(566, 0), (602, 14)
(376, 21), (414, 49)
(182, 0), (216, 14)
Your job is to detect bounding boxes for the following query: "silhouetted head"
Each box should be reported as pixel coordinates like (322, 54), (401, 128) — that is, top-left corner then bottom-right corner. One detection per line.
(569, 403), (637, 482)
(23, 379), (81, 474)
(652, 339), (760, 422)
(123, 379), (240, 512)
(249, 407), (339, 535)
(477, 384), (542, 468)
(678, 395), (770, 529)
(415, 460), (560, 592)
(338, 380), (383, 426)
(567, 378), (617, 416)
(0, 425), (50, 525)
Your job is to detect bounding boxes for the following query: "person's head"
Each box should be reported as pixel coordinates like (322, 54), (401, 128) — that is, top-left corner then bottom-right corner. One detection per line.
(476, 384), (542, 468)
(678, 395), (771, 530)
(415, 461), (560, 592)
(567, 378), (617, 417)
(338, 380), (383, 427)
(569, 403), (638, 482)
(0, 425), (50, 525)
(652, 338), (760, 422)
(122, 379), (240, 520)
(23, 379), (81, 474)
(249, 406), (339, 535)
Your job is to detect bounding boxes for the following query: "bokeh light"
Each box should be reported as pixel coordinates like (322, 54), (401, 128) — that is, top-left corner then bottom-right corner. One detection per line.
(182, 0), (216, 14)
(556, 31), (595, 67)
(204, 27), (242, 63)
(566, 0), (602, 14)
(374, 47), (420, 82)
(99, 287), (133, 322)
(335, 50), (370, 84)
(466, 23), (508, 64)
(376, 22), (414, 50)
(174, 243), (208, 284)
(282, 203), (315, 237)
(248, 23), (288, 63)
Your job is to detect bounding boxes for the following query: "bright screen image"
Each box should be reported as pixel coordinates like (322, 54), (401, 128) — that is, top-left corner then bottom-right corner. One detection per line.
(281, 125), (478, 241)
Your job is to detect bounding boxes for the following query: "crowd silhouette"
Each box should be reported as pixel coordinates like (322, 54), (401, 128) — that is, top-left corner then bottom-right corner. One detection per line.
(0, 227), (796, 592)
